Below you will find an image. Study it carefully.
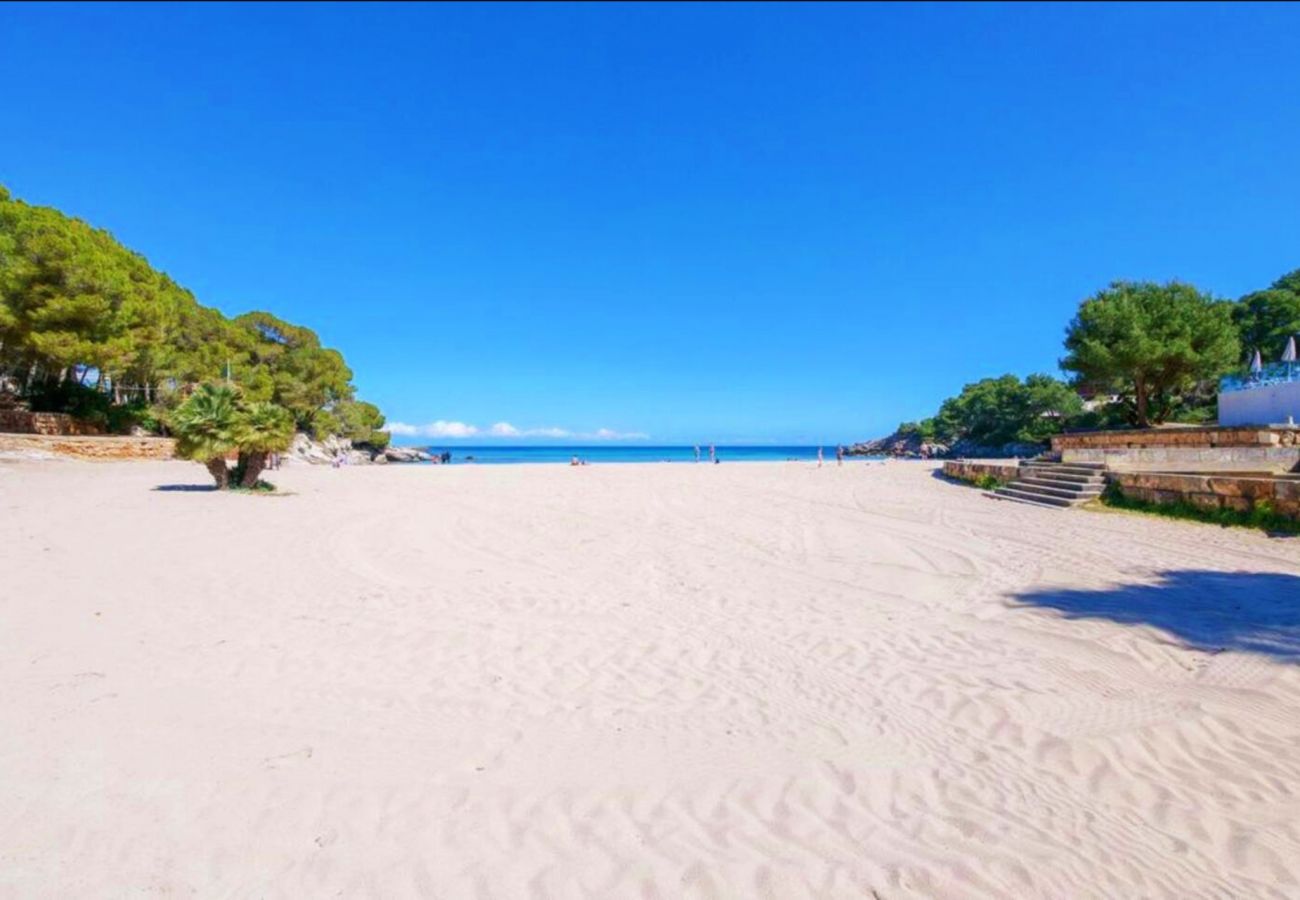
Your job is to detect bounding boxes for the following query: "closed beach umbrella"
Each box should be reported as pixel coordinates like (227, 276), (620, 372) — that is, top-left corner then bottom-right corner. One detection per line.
(1282, 336), (1297, 363)
(1250, 349), (1263, 373)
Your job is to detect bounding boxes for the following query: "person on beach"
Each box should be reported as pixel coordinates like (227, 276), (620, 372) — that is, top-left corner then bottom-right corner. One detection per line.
(694, 445), (701, 463)
(836, 445), (844, 466)
(817, 446), (824, 468)
(709, 444), (716, 464)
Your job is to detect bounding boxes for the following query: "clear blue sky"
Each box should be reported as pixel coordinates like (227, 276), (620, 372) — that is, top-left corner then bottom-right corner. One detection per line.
(4, 2), (1298, 444)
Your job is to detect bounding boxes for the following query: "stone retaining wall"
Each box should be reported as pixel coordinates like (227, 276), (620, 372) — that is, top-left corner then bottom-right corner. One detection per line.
(1052, 426), (1300, 472)
(0, 433), (176, 461)
(0, 409), (103, 435)
(1053, 425), (1298, 449)
(1108, 471), (1300, 520)
(942, 459), (1021, 485)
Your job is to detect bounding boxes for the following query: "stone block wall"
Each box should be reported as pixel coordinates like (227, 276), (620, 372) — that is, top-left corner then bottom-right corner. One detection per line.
(0, 409), (104, 435)
(1052, 426), (1300, 473)
(0, 434), (176, 461)
(1108, 471), (1300, 521)
(1053, 426), (1297, 451)
(942, 459), (1021, 485)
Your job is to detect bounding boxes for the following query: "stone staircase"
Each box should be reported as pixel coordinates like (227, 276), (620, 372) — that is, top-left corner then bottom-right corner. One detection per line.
(990, 459), (1107, 509)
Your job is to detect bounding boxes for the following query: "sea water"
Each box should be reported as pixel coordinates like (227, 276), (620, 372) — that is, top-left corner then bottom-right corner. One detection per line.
(409, 446), (882, 465)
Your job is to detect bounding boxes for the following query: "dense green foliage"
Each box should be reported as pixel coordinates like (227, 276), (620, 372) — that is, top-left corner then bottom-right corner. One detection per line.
(0, 186), (387, 446)
(1060, 281), (1240, 427)
(898, 374), (1081, 449)
(1233, 269), (1300, 358)
(933, 374), (1083, 447)
(169, 383), (296, 489)
(170, 383), (239, 463)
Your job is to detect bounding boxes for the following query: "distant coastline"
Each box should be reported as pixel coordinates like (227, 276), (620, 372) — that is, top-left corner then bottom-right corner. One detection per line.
(406, 445), (886, 465)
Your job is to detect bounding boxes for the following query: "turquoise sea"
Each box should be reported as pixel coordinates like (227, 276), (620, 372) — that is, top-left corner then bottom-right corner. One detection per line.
(412, 445), (881, 465)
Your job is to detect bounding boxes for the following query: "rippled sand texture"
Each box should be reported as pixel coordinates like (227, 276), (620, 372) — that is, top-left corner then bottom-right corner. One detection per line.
(2, 459), (1299, 898)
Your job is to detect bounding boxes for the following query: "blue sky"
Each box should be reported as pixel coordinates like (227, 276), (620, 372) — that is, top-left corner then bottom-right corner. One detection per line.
(3, 2), (1299, 444)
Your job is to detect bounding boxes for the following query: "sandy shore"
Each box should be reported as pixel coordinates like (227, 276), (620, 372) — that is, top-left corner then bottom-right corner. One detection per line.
(2, 458), (1298, 898)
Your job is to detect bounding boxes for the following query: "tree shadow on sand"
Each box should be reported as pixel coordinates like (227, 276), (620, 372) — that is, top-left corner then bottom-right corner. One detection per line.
(1013, 570), (1300, 662)
(153, 484), (219, 492)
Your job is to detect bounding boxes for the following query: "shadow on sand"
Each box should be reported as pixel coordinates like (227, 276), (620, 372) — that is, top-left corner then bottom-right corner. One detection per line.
(1013, 570), (1300, 662)
(153, 484), (219, 492)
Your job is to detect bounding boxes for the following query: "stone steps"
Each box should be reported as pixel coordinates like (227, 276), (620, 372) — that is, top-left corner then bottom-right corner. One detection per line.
(1017, 470), (1103, 487)
(991, 460), (1107, 509)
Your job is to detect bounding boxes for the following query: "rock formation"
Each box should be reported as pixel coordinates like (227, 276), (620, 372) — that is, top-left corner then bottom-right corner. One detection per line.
(283, 433), (438, 465)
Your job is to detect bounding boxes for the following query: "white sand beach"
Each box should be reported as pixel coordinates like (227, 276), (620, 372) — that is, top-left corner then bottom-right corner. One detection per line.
(2, 458), (1299, 898)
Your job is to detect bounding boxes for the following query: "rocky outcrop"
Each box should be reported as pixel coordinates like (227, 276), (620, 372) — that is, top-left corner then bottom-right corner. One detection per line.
(847, 430), (1044, 460)
(283, 433), (438, 465)
(846, 431), (948, 459)
(285, 433), (362, 465)
(381, 446), (436, 464)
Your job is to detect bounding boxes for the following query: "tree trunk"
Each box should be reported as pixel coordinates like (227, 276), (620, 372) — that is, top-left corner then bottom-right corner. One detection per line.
(239, 451), (267, 489)
(205, 457), (230, 489)
(1134, 376), (1149, 428)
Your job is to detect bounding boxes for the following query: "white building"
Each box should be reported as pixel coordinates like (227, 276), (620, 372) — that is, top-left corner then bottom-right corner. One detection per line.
(1219, 363), (1300, 426)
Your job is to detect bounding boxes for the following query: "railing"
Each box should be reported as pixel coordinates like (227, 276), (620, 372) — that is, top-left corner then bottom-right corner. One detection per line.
(1220, 362), (1299, 393)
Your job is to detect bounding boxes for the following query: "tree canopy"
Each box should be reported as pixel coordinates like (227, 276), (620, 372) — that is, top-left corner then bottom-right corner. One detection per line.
(0, 185), (387, 447)
(1232, 269), (1300, 359)
(1060, 280), (1239, 427)
(933, 373), (1083, 447)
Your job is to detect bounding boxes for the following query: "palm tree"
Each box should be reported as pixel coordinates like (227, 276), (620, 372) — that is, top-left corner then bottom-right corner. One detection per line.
(232, 400), (295, 488)
(169, 383), (238, 488)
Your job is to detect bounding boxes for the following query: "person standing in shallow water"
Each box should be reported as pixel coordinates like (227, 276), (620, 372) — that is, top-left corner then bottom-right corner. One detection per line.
(694, 445), (701, 463)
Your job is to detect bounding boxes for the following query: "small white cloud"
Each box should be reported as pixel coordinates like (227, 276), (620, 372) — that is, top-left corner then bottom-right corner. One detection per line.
(592, 428), (649, 440)
(528, 426), (572, 438)
(387, 420), (480, 438)
(433, 420), (480, 438)
(489, 422), (520, 437)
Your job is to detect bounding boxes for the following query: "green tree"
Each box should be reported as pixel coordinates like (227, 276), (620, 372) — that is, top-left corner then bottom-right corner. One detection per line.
(1061, 281), (1239, 427)
(1, 184), (387, 442)
(324, 399), (390, 449)
(933, 373), (1081, 447)
(169, 383), (240, 488)
(170, 384), (295, 489)
(231, 400), (295, 488)
(1233, 269), (1300, 359)
(230, 311), (355, 430)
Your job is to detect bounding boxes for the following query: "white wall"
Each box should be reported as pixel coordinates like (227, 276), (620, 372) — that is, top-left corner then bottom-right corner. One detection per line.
(1219, 380), (1300, 426)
